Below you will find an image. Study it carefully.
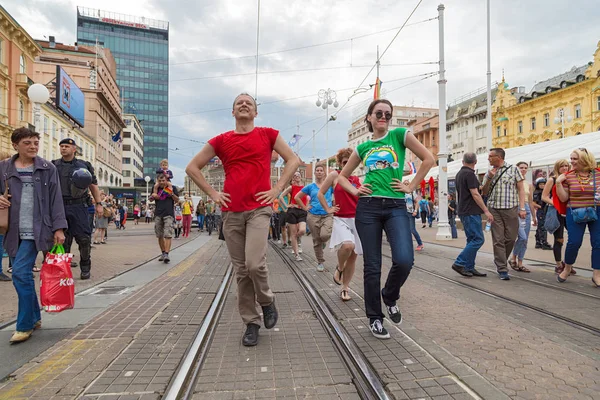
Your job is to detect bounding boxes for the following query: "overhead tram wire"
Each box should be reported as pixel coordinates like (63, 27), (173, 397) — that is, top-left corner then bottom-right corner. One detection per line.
(169, 17), (438, 67)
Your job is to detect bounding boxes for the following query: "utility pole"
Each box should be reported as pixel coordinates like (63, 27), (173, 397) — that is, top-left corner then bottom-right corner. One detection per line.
(436, 3), (452, 241)
(486, 0), (493, 153)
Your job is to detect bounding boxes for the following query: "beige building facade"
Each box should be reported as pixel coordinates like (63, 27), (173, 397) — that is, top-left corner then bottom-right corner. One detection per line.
(122, 114), (144, 187)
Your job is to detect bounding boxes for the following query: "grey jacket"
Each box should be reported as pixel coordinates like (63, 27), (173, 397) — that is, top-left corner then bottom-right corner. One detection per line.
(0, 155), (68, 257)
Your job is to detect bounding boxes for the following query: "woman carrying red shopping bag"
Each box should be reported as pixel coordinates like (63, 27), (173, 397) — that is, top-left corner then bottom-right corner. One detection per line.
(0, 128), (67, 344)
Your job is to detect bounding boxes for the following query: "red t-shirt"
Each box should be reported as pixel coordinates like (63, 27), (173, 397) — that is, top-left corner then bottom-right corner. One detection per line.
(291, 185), (308, 206)
(334, 174), (360, 218)
(208, 127), (278, 212)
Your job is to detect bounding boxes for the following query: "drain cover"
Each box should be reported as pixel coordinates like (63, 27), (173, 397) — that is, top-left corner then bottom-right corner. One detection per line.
(90, 286), (131, 295)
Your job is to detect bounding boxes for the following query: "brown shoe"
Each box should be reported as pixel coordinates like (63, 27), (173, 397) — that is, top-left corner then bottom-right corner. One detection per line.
(570, 268), (577, 276)
(34, 321), (41, 330)
(10, 330), (33, 344)
(555, 262), (565, 275)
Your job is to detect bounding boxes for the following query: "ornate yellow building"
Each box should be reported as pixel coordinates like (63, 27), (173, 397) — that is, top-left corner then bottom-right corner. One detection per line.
(0, 5), (42, 153)
(492, 41), (600, 148)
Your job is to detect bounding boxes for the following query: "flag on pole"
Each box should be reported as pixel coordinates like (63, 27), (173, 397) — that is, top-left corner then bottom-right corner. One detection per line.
(408, 162), (417, 174)
(287, 134), (302, 148)
(373, 77), (382, 100)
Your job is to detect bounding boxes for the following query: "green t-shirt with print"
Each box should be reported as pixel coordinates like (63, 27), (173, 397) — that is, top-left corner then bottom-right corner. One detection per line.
(356, 127), (407, 199)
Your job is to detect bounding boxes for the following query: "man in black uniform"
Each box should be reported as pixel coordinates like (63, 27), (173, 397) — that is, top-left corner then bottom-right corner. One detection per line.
(53, 138), (103, 279)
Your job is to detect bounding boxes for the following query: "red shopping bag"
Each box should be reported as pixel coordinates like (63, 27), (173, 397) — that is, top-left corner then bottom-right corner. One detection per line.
(40, 245), (75, 312)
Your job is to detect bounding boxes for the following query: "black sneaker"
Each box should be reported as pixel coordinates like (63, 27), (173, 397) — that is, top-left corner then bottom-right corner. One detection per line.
(71, 261), (79, 268)
(471, 269), (487, 277)
(158, 252), (166, 262)
(262, 301), (278, 329)
(163, 253), (170, 263)
(370, 319), (390, 339)
(80, 271), (91, 280)
(542, 244), (553, 250)
(0, 272), (11, 281)
(535, 244), (543, 249)
(242, 323), (260, 346)
(452, 264), (473, 277)
(385, 304), (402, 324)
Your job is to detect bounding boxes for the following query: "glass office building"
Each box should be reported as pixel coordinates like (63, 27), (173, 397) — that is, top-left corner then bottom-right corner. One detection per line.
(76, 7), (169, 176)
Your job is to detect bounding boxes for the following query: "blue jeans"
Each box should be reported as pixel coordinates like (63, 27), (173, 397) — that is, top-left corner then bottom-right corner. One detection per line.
(10, 240), (41, 331)
(449, 216), (458, 239)
(565, 207), (600, 269)
(455, 215), (484, 271)
(0, 234), (3, 274)
(407, 211), (423, 246)
(356, 198), (413, 321)
(197, 215), (205, 229)
(427, 213), (434, 227)
(512, 203), (532, 261)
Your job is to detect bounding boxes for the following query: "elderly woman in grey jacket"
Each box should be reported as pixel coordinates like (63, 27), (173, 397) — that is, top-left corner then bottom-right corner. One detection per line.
(0, 128), (67, 344)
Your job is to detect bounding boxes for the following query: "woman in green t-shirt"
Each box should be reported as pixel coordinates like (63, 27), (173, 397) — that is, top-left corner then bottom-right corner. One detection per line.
(337, 99), (435, 339)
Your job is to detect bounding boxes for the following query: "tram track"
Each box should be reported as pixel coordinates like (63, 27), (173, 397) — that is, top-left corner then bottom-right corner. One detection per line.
(162, 242), (392, 400)
(381, 253), (600, 337)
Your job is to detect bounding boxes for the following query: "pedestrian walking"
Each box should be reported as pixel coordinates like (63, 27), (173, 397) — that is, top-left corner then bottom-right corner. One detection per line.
(404, 181), (424, 251)
(509, 162), (537, 273)
(151, 172), (179, 263)
(541, 159), (571, 274)
(418, 197), (429, 228)
(482, 148), (527, 280)
(451, 152), (493, 277)
(533, 178), (552, 250)
(145, 205), (153, 224)
(318, 148), (365, 301)
(295, 162), (334, 271)
(94, 193), (109, 244)
(279, 172), (307, 261)
(174, 202), (183, 239)
(427, 197), (435, 227)
(181, 195), (193, 237)
(448, 193), (458, 239)
(337, 99), (435, 339)
(119, 204), (126, 230)
(278, 194), (290, 247)
(0, 127), (67, 343)
(555, 148), (600, 286)
(52, 138), (103, 279)
(270, 199), (281, 242)
(186, 93), (300, 346)
(196, 200), (205, 231)
(133, 204), (141, 225)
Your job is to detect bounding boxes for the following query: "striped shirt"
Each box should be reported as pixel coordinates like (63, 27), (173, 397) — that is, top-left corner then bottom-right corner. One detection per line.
(482, 163), (524, 209)
(17, 166), (35, 240)
(563, 170), (600, 209)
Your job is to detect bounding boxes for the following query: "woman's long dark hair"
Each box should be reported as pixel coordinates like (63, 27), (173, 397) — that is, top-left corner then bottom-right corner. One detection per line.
(365, 99), (393, 132)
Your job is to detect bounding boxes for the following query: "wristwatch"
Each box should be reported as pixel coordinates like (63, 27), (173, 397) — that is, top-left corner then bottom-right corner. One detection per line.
(520, 208), (526, 211)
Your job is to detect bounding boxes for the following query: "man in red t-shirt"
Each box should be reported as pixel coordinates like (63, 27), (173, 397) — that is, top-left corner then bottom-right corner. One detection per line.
(186, 93), (300, 346)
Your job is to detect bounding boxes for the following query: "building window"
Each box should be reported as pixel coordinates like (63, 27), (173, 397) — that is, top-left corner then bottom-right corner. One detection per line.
(503, 128), (507, 136)
(52, 121), (57, 138)
(575, 104), (581, 119)
(43, 117), (48, 133)
(597, 96), (600, 111)
(543, 113), (549, 127)
(19, 55), (25, 73)
(0, 39), (3, 65)
(496, 126), (500, 137)
(18, 100), (24, 121)
(531, 117), (536, 131)
(518, 121), (523, 134)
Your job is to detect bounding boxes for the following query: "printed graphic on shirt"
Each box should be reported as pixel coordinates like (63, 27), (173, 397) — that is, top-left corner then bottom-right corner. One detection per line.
(363, 145), (400, 173)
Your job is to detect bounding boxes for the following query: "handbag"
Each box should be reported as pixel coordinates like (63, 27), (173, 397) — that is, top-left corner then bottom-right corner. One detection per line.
(544, 205), (560, 234)
(40, 245), (75, 312)
(570, 171), (598, 224)
(102, 207), (112, 218)
(0, 180), (9, 235)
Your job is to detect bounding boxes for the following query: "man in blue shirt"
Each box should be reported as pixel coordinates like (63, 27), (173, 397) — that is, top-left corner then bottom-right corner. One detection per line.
(294, 162), (334, 271)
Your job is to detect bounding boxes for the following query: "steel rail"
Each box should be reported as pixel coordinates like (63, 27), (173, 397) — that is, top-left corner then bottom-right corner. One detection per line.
(382, 254), (600, 337)
(271, 243), (391, 400)
(162, 262), (233, 400)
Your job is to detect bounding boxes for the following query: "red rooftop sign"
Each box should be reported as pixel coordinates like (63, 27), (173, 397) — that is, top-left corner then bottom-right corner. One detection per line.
(100, 17), (148, 29)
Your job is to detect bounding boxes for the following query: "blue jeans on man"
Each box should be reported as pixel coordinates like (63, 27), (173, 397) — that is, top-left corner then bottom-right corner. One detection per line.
(512, 203), (532, 261)
(449, 215), (458, 239)
(455, 215), (485, 271)
(407, 211), (423, 246)
(565, 207), (600, 269)
(10, 240), (41, 332)
(355, 198), (413, 322)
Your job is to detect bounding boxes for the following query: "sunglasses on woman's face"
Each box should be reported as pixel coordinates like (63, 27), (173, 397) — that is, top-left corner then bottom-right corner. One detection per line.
(374, 110), (393, 121)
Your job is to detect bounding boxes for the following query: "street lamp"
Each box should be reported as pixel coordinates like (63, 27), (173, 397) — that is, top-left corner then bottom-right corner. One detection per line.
(144, 175), (151, 203)
(316, 88), (338, 174)
(554, 108), (573, 139)
(27, 83), (50, 131)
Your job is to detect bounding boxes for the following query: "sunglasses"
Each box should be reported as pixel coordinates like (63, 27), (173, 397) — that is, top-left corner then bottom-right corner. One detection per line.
(579, 148), (588, 153)
(374, 111), (393, 121)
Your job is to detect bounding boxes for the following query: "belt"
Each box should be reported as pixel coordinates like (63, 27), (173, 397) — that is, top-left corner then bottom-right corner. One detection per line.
(63, 198), (88, 205)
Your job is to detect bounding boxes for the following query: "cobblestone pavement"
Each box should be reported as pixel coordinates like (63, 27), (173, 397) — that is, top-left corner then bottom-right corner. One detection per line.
(289, 235), (599, 400)
(0, 224), (203, 326)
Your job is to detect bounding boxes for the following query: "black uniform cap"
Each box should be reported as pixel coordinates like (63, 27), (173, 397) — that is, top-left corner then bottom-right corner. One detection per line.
(60, 138), (76, 146)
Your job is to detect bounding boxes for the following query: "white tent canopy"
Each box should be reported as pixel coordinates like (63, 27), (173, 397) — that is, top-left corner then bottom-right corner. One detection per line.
(409, 131), (600, 181)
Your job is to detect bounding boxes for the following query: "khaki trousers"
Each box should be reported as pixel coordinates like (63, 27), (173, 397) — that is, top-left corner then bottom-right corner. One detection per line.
(222, 207), (274, 325)
(306, 213), (333, 264)
(489, 206), (519, 273)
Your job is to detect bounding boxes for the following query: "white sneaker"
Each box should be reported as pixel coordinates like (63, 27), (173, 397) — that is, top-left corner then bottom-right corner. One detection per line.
(370, 320), (390, 339)
(316, 263), (325, 272)
(295, 254), (303, 262)
(298, 246), (303, 254)
(277, 239), (282, 244)
(291, 249), (295, 255)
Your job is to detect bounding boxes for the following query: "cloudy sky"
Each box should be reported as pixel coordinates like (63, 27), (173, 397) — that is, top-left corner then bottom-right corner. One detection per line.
(4, 0), (598, 185)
